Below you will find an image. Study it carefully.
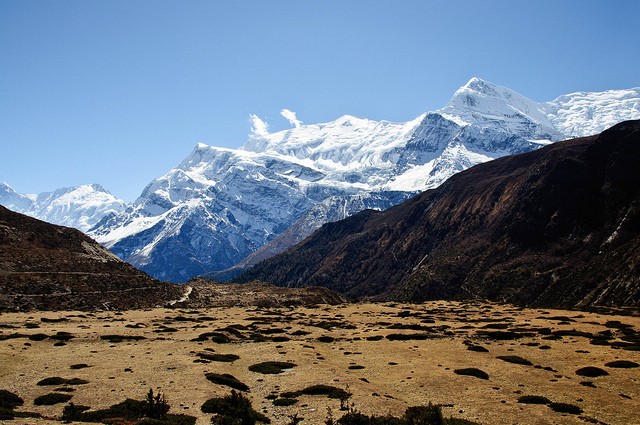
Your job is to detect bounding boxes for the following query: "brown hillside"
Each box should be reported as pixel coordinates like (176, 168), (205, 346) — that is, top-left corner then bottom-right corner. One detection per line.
(236, 121), (640, 308)
(0, 205), (182, 311)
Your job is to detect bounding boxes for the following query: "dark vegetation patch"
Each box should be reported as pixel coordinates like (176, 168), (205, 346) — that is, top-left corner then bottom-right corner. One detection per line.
(476, 330), (527, 340)
(205, 373), (249, 392)
(548, 402), (583, 414)
(272, 398), (298, 406)
(282, 385), (351, 400)
(40, 317), (68, 323)
(201, 390), (270, 423)
(248, 362), (297, 375)
(37, 377), (89, 386)
(575, 366), (609, 377)
(62, 389), (196, 425)
(386, 333), (432, 341)
(196, 352), (240, 362)
(517, 395), (551, 404)
(27, 333), (48, 341)
(329, 402), (481, 425)
(305, 320), (356, 330)
(100, 335), (147, 343)
(70, 363), (91, 370)
(0, 389), (24, 409)
(192, 331), (231, 343)
(496, 355), (533, 366)
(604, 360), (639, 368)
(34, 392), (73, 405)
(0, 389), (29, 421)
(50, 331), (74, 341)
(453, 368), (489, 380)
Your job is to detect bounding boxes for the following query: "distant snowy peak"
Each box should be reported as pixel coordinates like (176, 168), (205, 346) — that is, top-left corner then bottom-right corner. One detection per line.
(441, 78), (562, 141)
(546, 87), (640, 138)
(0, 183), (127, 232)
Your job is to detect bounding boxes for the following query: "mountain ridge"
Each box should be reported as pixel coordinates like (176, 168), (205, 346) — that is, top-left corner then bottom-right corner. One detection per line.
(235, 120), (640, 308)
(3, 78), (640, 282)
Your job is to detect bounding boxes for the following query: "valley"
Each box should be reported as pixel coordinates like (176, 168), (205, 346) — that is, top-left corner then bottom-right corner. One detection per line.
(1, 302), (638, 425)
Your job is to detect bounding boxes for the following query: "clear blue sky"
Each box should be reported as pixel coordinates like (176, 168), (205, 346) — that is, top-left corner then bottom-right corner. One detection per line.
(2, 0), (639, 202)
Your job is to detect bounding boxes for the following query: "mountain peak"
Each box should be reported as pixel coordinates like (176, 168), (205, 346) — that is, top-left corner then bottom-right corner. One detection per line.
(462, 77), (500, 96)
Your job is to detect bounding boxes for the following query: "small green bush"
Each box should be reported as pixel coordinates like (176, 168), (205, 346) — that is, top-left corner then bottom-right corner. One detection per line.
(282, 385), (351, 400)
(70, 363), (91, 370)
(604, 360), (639, 368)
(0, 389), (24, 410)
(465, 344), (488, 353)
(198, 352), (241, 362)
(248, 362), (296, 375)
(517, 395), (551, 404)
(201, 390), (270, 424)
(205, 373), (250, 392)
(34, 393), (73, 405)
(273, 398), (298, 406)
(453, 368), (489, 380)
(575, 366), (609, 377)
(37, 377), (88, 386)
(548, 402), (582, 414)
(404, 403), (443, 425)
(496, 355), (533, 366)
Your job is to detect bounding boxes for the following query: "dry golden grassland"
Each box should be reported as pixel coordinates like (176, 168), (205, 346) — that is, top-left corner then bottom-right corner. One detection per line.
(1, 301), (638, 425)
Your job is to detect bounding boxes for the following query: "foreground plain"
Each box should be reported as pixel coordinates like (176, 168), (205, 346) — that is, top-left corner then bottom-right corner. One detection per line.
(1, 301), (638, 425)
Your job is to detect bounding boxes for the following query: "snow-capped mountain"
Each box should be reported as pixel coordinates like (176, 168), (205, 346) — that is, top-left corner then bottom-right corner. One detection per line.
(0, 183), (127, 232)
(89, 78), (640, 282)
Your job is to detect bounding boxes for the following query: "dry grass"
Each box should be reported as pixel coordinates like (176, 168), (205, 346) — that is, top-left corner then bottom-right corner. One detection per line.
(0, 301), (638, 425)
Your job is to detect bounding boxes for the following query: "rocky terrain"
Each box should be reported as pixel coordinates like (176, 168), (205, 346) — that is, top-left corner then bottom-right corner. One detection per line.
(0, 302), (638, 425)
(237, 121), (640, 308)
(0, 206), (342, 312)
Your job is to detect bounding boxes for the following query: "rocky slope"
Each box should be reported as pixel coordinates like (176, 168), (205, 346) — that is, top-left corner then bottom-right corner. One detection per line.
(89, 79), (640, 282)
(0, 205), (182, 311)
(0, 205), (344, 311)
(236, 121), (640, 308)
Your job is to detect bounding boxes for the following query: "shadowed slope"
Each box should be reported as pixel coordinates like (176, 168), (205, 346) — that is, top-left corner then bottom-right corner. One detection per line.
(0, 206), (182, 311)
(236, 121), (640, 308)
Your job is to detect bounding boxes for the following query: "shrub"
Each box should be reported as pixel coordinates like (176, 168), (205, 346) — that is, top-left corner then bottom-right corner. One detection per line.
(37, 377), (88, 386)
(517, 395), (551, 404)
(100, 334), (147, 343)
(404, 403), (443, 425)
(0, 389), (24, 409)
(34, 393), (73, 405)
(61, 403), (91, 421)
(28, 333), (49, 341)
(146, 389), (170, 419)
(465, 345), (488, 353)
(205, 373), (250, 391)
(386, 333), (430, 341)
(496, 355), (533, 366)
(548, 402), (582, 414)
(453, 368), (489, 380)
(248, 362), (296, 375)
(604, 360), (639, 368)
(575, 366), (609, 377)
(201, 390), (270, 424)
(198, 352), (241, 362)
(282, 385), (351, 400)
(70, 363), (91, 370)
(273, 398), (298, 406)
